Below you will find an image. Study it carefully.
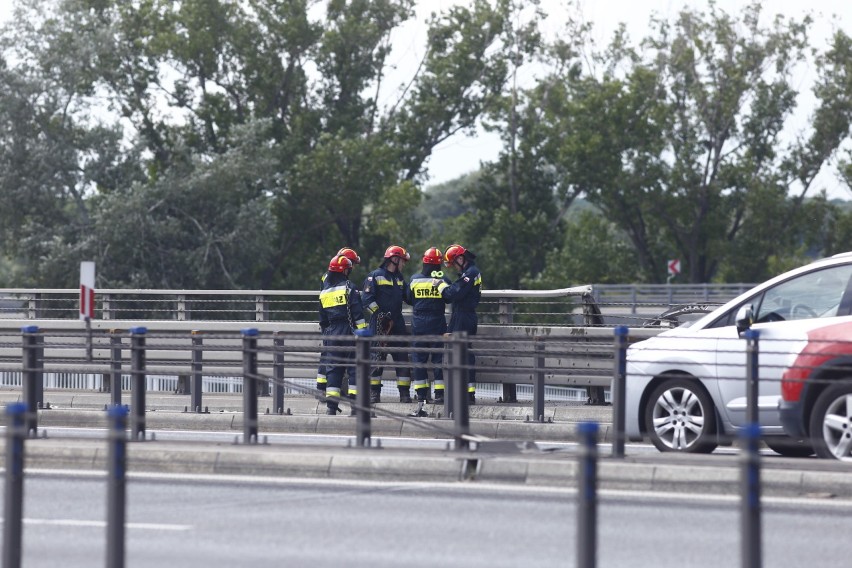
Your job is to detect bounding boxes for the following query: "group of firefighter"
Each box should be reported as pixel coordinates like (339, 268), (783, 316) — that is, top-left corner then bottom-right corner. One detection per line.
(317, 244), (482, 415)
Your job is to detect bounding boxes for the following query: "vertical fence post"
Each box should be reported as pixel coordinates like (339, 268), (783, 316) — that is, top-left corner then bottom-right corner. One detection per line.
(21, 326), (40, 436)
(272, 333), (285, 415)
(744, 330), (760, 425)
(577, 421), (599, 568)
(191, 331), (203, 413)
(129, 327), (147, 441)
(355, 336), (372, 447)
(452, 332), (470, 451)
(533, 337), (545, 422)
(499, 298), (517, 403)
(443, 339), (454, 419)
(176, 294), (186, 322)
(34, 333), (44, 410)
(242, 328), (259, 443)
(612, 325), (629, 458)
(106, 405), (128, 568)
(740, 422), (762, 568)
(110, 331), (122, 407)
(3, 402), (27, 568)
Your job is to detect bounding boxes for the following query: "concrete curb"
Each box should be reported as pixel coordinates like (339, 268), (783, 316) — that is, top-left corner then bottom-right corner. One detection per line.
(31, 407), (609, 442)
(8, 438), (852, 499)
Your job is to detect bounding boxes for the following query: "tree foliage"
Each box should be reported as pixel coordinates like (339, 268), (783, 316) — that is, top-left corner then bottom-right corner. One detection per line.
(1, 0), (851, 291)
(494, 2), (852, 283)
(0, 0), (519, 288)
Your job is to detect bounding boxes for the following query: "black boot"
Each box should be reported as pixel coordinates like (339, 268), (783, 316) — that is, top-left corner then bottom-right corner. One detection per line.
(415, 388), (431, 403)
(467, 392), (476, 406)
(433, 390), (444, 404)
(370, 388), (381, 404)
(326, 401), (341, 415)
(399, 388), (412, 403)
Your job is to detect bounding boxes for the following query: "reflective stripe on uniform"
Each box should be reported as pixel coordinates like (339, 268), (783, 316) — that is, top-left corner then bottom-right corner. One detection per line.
(411, 280), (442, 298)
(373, 276), (393, 286)
(319, 284), (349, 308)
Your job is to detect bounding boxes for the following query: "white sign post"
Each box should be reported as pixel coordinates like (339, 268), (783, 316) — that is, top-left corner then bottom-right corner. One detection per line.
(80, 261), (95, 321)
(666, 259), (681, 283)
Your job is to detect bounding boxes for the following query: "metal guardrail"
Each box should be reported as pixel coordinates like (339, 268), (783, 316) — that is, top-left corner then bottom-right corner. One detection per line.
(590, 283), (753, 313)
(0, 321), (661, 393)
(0, 284), (751, 325)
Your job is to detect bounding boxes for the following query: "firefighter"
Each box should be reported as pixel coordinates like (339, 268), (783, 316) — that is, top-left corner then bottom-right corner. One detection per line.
(432, 244), (481, 405)
(319, 254), (367, 415)
(408, 247), (451, 403)
(362, 245), (413, 403)
(317, 247), (362, 398)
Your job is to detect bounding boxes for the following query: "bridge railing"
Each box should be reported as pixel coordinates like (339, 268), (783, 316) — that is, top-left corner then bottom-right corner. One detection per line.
(0, 321), (661, 394)
(0, 284), (751, 326)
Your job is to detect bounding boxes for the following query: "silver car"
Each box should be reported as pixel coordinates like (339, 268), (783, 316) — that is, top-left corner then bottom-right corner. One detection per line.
(625, 252), (852, 455)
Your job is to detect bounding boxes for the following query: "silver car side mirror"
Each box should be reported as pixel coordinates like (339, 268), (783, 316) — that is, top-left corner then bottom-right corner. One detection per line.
(736, 304), (754, 337)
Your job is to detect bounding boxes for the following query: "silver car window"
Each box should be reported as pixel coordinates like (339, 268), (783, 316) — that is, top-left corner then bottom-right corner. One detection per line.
(754, 265), (852, 323)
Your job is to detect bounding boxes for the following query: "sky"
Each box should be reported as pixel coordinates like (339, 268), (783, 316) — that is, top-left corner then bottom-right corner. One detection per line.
(1, 1), (849, 197)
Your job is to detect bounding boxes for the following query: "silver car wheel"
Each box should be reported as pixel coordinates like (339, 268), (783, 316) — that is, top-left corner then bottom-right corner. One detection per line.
(651, 387), (706, 450)
(820, 394), (852, 460)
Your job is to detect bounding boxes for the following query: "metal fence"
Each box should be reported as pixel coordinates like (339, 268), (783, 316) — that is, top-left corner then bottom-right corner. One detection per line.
(0, 283), (752, 326)
(3, 324), (840, 568)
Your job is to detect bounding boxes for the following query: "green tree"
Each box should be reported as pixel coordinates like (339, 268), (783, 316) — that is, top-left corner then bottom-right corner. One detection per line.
(0, 0), (521, 289)
(526, 2), (852, 283)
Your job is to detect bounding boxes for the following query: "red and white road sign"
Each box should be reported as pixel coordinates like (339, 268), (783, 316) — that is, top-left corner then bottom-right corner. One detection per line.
(667, 259), (681, 276)
(79, 261), (95, 320)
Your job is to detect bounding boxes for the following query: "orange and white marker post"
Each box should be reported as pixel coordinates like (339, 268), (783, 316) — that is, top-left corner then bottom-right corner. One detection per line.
(80, 261), (95, 361)
(79, 261), (95, 321)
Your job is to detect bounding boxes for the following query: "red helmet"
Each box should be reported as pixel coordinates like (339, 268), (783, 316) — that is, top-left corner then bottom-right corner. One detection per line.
(336, 247), (361, 265)
(383, 245), (410, 261)
(443, 244), (467, 267)
(328, 254), (353, 273)
(422, 247), (443, 265)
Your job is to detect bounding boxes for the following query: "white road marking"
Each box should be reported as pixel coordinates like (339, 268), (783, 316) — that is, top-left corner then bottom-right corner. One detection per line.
(11, 519), (191, 531)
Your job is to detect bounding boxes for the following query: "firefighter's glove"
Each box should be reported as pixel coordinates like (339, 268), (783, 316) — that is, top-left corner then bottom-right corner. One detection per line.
(354, 328), (374, 337)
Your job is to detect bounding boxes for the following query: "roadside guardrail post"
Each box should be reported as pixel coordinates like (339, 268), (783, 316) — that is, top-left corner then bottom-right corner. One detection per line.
(744, 330), (760, 425)
(191, 331), (203, 413)
(106, 405), (128, 568)
(34, 332), (44, 410)
(272, 333), (285, 415)
(21, 326), (40, 436)
(129, 327), (147, 441)
(241, 328), (259, 443)
(452, 332), (470, 451)
(533, 337), (545, 422)
(3, 402), (27, 568)
(110, 331), (122, 407)
(355, 335), (372, 447)
(577, 421), (599, 568)
(612, 325), (629, 458)
(443, 338), (454, 419)
(740, 422), (762, 568)
(499, 299), (517, 403)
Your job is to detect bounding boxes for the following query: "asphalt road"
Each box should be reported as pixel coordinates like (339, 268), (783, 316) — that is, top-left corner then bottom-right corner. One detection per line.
(8, 470), (852, 568)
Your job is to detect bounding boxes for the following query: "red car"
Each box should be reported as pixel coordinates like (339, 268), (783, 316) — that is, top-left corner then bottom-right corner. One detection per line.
(780, 319), (852, 460)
